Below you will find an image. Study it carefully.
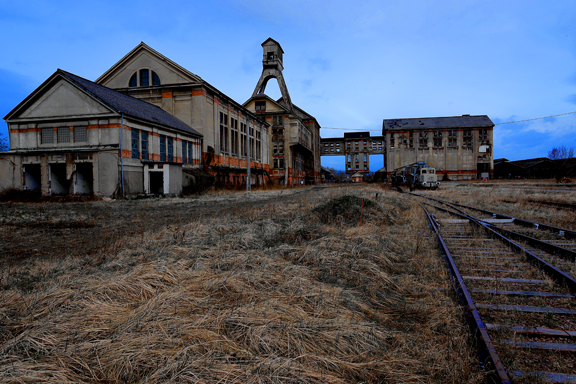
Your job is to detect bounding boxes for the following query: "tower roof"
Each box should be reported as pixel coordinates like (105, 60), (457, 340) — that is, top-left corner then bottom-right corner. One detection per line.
(261, 37), (284, 53)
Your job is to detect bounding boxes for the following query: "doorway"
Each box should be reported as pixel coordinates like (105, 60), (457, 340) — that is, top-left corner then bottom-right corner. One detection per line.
(149, 171), (164, 194)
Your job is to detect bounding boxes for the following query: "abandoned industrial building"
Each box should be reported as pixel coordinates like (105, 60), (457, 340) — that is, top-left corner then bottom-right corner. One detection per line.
(243, 38), (322, 185)
(320, 132), (385, 174)
(383, 115), (494, 179)
(0, 39), (328, 195)
(1, 70), (202, 196)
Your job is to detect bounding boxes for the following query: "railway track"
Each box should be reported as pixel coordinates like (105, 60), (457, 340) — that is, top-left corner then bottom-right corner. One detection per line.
(421, 201), (576, 383)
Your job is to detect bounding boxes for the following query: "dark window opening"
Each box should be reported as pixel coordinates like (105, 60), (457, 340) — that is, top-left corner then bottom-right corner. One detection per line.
(182, 141), (187, 164)
(141, 131), (148, 160)
(255, 101), (266, 112)
(129, 73), (137, 87)
(267, 51), (274, 60)
(140, 69), (149, 87)
(24, 164), (41, 191)
(74, 163), (93, 194)
(188, 142), (192, 164)
(132, 129), (140, 159)
(167, 137), (173, 162)
(152, 71), (161, 86)
(160, 135), (166, 162)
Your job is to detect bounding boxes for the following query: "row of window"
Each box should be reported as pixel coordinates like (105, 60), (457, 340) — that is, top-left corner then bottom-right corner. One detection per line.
(219, 112), (262, 161)
(390, 129), (480, 148)
(131, 129), (197, 163)
(129, 69), (161, 87)
(41, 127), (87, 144)
(347, 154), (368, 163)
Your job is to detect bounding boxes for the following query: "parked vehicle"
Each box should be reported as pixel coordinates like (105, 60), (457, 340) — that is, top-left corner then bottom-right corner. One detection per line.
(390, 161), (440, 190)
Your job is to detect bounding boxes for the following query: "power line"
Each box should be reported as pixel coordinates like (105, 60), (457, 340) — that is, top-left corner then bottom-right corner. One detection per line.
(320, 110), (576, 132)
(495, 111), (576, 125)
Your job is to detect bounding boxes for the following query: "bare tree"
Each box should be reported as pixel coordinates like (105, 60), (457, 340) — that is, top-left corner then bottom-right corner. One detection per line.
(548, 145), (575, 160)
(548, 145), (575, 182)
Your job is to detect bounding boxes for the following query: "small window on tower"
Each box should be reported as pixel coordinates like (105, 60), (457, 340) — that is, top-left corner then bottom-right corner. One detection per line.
(255, 101), (266, 112)
(267, 52), (274, 60)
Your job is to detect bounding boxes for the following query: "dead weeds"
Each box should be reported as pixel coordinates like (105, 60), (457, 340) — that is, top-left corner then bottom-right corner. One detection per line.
(0, 185), (484, 383)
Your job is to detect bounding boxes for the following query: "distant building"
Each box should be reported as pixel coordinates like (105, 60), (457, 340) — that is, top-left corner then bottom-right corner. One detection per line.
(320, 132), (385, 174)
(383, 115), (494, 180)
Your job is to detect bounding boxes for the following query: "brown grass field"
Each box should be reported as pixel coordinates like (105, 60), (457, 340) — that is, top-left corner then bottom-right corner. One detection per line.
(2, 180), (571, 383)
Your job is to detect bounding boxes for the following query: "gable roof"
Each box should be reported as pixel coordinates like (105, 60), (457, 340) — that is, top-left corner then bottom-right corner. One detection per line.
(96, 42), (203, 85)
(243, 94), (291, 113)
(383, 115), (494, 130)
(5, 70), (201, 137)
(261, 37), (284, 53)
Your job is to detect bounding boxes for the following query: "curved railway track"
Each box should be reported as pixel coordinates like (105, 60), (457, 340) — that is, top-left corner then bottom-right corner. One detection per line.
(421, 200), (576, 383)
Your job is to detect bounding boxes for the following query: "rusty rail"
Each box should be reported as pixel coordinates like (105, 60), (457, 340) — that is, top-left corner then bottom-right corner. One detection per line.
(422, 206), (511, 383)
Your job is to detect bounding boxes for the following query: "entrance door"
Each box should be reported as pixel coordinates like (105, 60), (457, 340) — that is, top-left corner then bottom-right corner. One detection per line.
(149, 172), (164, 194)
(477, 163), (490, 179)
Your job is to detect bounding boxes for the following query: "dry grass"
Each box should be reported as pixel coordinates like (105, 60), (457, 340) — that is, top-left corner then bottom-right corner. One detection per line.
(0, 185), (483, 383)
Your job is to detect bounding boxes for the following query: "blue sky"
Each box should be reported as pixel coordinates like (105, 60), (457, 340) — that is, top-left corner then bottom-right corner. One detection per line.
(1, 1), (576, 171)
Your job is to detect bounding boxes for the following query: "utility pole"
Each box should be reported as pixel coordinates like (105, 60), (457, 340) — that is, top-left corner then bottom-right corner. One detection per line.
(246, 118), (251, 191)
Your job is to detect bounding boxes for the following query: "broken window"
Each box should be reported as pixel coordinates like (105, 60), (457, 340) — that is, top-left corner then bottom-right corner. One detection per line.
(132, 129), (139, 158)
(463, 129), (472, 147)
(57, 127), (70, 143)
(74, 126), (87, 142)
(230, 117), (238, 155)
(433, 131), (443, 147)
(418, 131), (428, 148)
(42, 128), (54, 144)
(220, 112), (228, 153)
(448, 130), (457, 147)
(390, 137), (395, 148)
(255, 101), (266, 112)
(267, 51), (274, 60)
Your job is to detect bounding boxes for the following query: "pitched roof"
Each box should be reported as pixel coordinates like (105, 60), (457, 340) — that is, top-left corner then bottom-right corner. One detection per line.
(383, 115), (494, 130)
(96, 42), (203, 85)
(60, 70), (201, 136)
(261, 37), (284, 53)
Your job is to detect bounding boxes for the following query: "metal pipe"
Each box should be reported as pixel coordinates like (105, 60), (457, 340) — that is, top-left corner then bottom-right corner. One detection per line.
(246, 118), (251, 191)
(120, 113), (125, 198)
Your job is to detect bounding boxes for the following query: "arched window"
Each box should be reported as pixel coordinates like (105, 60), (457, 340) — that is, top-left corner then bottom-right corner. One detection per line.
(152, 71), (161, 86)
(139, 69), (149, 87)
(129, 73), (137, 87)
(127, 69), (161, 87)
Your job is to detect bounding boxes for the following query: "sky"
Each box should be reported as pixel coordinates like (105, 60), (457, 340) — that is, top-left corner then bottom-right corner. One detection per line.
(1, 0), (576, 171)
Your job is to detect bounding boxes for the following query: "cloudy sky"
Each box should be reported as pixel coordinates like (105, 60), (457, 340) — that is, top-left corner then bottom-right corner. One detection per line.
(1, 0), (575, 171)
